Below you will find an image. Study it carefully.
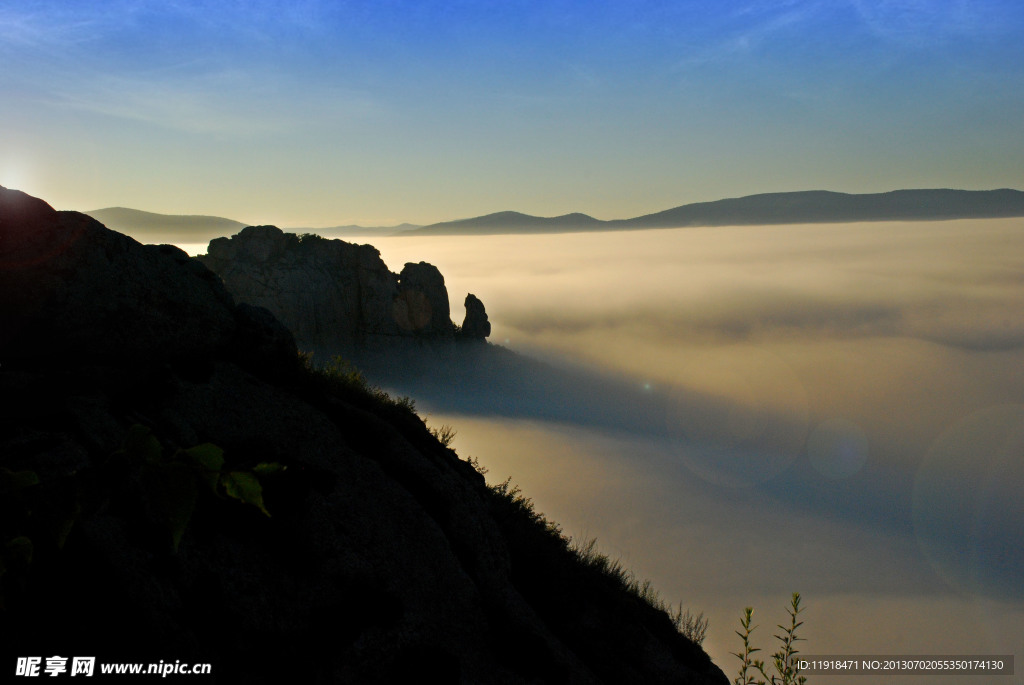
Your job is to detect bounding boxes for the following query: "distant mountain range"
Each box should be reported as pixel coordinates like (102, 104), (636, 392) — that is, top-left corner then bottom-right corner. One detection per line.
(85, 207), (248, 242)
(308, 222), (421, 239)
(411, 188), (1024, 235)
(89, 189), (1024, 244)
(85, 207), (419, 244)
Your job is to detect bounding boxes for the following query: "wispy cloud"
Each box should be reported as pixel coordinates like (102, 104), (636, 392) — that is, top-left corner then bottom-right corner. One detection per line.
(849, 0), (1010, 45)
(0, 2), (382, 137)
(0, 5), (105, 51)
(674, 1), (825, 67)
(0, 1), (332, 50)
(54, 71), (280, 136)
(44, 68), (382, 136)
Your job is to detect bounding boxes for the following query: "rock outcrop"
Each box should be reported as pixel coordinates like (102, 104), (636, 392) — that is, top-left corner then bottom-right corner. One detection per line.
(198, 226), (486, 354)
(0, 186), (726, 684)
(394, 261), (452, 336)
(460, 292), (491, 342)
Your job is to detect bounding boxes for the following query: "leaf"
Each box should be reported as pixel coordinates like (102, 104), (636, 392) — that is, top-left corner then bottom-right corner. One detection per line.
(145, 461), (198, 552)
(221, 471), (270, 516)
(121, 424), (163, 463)
(0, 468), (39, 490)
(180, 443), (225, 493)
(252, 462), (285, 476)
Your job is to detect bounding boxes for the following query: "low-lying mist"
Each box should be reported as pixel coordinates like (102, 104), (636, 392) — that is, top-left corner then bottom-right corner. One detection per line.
(364, 219), (1024, 682)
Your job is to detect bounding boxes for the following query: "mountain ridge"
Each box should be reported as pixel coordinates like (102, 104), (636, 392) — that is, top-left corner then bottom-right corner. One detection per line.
(85, 206), (248, 236)
(411, 188), (1024, 235)
(613, 188), (1024, 229)
(86, 188), (1024, 242)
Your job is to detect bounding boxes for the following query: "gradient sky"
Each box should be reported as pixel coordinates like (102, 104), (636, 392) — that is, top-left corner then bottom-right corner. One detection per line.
(2, 0), (1023, 226)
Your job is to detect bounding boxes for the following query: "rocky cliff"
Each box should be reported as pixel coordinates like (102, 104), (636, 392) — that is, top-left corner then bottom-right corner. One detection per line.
(198, 226), (487, 354)
(0, 186), (726, 684)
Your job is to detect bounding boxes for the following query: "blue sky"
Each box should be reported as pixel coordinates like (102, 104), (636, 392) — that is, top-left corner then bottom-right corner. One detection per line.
(2, 0), (1022, 225)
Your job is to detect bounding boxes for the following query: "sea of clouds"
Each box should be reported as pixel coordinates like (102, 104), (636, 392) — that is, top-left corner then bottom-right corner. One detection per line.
(364, 219), (1022, 681)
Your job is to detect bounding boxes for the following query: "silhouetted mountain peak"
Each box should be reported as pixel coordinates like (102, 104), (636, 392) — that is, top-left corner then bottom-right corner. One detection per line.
(414, 209), (602, 235)
(0, 184), (57, 230)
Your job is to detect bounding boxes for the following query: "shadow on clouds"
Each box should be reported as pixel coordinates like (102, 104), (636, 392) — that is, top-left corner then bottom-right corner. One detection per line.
(357, 219), (1024, 608)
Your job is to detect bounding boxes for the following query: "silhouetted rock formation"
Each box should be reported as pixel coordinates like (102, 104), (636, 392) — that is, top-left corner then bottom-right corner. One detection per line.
(460, 293), (491, 342)
(0, 186), (726, 684)
(198, 226), (479, 354)
(396, 261), (453, 336)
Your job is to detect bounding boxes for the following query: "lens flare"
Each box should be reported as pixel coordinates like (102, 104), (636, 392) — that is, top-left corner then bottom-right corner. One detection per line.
(912, 404), (1024, 600)
(807, 418), (869, 480)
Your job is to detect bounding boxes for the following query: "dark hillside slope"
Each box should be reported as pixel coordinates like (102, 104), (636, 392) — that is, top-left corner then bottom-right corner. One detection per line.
(0, 186), (726, 684)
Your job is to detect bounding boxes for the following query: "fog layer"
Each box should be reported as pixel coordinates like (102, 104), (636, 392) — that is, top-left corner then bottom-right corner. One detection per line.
(366, 220), (1023, 681)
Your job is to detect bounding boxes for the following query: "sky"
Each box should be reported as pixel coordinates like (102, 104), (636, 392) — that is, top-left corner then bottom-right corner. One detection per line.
(2, 0), (1023, 226)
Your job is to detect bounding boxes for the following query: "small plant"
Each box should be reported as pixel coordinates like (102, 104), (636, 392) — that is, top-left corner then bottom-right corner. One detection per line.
(732, 593), (807, 685)
(394, 394), (417, 412)
(464, 454), (488, 476)
(112, 425), (283, 551)
(319, 356), (372, 393)
(671, 604), (710, 645)
(429, 423), (457, 447)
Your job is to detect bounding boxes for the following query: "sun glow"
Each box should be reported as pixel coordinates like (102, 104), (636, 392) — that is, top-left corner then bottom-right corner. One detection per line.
(0, 157), (36, 196)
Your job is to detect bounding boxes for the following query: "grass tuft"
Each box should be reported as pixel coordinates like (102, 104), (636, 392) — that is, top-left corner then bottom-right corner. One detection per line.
(570, 536), (709, 644)
(487, 476), (708, 645)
